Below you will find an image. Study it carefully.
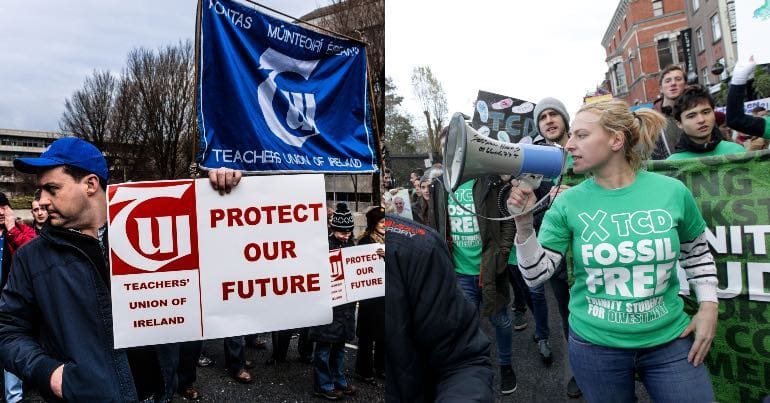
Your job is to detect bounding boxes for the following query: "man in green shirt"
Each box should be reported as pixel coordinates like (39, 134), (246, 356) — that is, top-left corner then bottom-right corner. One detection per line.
(667, 85), (745, 160)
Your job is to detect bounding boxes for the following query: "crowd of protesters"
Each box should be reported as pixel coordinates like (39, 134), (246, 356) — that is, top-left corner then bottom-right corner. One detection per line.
(382, 56), (770, 402)
(0, 137), (386, 402)
(1, 56), (769, 402)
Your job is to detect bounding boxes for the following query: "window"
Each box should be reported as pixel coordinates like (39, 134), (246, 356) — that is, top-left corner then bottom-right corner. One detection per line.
(657, 39), (674, 69)
(718, 57), (728, 80)
(653, 0), (664, 16)
(711, 14), (722, 42)
(702, 67), (710, 85)
(692, 0), (700, 12)
(614, 62), (628, 94)
(696, 27), (704, 52)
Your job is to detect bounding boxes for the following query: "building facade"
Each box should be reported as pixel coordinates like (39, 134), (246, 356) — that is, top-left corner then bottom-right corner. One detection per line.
(684, 0), (737, 94)
(0, 128), (60, 196)
(602, 0), (691, 104)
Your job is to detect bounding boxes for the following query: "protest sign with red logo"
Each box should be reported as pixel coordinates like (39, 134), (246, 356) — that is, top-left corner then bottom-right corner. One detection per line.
(328, 244), (385, 307)
(108, 174), (331, 348)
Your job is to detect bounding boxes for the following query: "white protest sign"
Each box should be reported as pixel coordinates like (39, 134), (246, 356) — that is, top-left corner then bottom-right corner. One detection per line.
(328, 243), (385, 307)
(108, 175), (332, 348)
(715, 97), (770, 115)
(735, 1), (770, 64)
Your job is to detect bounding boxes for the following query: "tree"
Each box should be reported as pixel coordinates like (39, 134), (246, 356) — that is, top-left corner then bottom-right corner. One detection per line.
(60, 41), (196, 181)
(60, 70), (149, 180)
(60, 70), (116, 151)
(411, 66), (447, 156)
(125, 41), (196, 179)
(754, 66), (770, 99)
(384, 77), (418, 153)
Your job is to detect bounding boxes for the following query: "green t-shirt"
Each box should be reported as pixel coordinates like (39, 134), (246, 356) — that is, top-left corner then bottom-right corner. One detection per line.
(449, 180), (482, 275)
(666, 140), (746, 160)
(538, 170), (706, 349)
(507, 153), (573, 266)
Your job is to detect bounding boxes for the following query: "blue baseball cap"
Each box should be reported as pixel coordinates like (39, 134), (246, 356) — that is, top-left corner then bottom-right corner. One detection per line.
(14, 137), (108, 182)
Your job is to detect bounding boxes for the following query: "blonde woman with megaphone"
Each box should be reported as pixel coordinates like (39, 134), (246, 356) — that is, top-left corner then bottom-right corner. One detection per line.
(508, 99), (718, 402)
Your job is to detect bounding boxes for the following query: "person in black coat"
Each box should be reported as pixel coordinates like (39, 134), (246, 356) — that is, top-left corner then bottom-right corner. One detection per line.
(354, 206), (385, 382)
(309, 203), (358, 400)
(385, 214), (494, 402)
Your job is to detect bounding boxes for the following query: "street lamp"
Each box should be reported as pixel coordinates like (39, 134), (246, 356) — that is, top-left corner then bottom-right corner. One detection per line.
(710, 62), (725, 77)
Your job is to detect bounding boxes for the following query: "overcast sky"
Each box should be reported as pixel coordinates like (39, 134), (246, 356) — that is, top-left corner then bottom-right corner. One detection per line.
(386, 0), (620, 131)
(0, 0), (323, 132)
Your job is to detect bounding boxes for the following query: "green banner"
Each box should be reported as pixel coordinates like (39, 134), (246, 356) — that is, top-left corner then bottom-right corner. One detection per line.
(563, 150), (770, 402)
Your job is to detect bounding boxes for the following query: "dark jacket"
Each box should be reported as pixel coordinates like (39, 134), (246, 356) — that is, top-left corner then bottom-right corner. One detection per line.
(672, 126), (724, 154)
(726, 83), (768, 137)
(385, 215), (493, 402)
(309, 234), (356, 343)
(355, 234), (384, 341)
(428, 175), (514, 317)
(0, 224), (178, 402)
(651, 98), (681, 159)
(411, 196), (433, 227)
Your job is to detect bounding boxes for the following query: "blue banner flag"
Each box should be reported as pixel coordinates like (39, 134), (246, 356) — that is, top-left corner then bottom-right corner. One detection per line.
(197, 0), (377, 173)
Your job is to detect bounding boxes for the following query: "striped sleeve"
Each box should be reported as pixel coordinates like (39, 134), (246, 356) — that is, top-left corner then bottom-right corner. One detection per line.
(679, 232), (718, 303)
(515, 232), (564, 287)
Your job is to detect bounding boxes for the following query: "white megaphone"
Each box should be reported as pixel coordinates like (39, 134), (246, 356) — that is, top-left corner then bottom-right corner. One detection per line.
(443, 112), (565, 216)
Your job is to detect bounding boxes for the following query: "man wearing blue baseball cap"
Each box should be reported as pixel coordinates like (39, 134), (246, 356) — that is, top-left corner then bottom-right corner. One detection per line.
(0, 137), (242, 401)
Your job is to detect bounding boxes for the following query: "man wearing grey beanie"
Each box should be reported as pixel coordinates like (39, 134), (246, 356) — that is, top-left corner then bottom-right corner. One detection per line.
(532, 97), (571, 149)
(506, 96), (581, 399)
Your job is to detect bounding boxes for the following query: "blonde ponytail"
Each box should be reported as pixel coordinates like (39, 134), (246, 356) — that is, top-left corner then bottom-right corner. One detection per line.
(577, 99), (666, 170)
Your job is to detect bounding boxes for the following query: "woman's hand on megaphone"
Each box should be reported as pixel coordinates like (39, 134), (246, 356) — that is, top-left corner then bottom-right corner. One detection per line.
(508, 179), (537, 241)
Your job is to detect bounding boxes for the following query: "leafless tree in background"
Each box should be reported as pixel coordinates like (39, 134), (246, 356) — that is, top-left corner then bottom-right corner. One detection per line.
(60, 41), (195, 181)
(411, 65), (448, 156)
(60, 70), (148, 180)
(125, 41), (196, 179)
(60, 70), (119, 152)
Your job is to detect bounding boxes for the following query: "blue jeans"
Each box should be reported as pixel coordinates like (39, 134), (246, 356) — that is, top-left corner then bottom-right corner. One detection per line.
(4, 370), (23, 403)
(314, 342), (348, 392)
(456, 273), (512, 366)
(568, 329), (714, 402)
(508, 263), (570, 342)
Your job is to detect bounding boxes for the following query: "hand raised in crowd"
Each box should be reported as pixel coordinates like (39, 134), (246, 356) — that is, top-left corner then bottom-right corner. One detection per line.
(50, 364), (64, 398)
(3, 205), (16, 230)
(730, 56), (755, 86)
(679, 301), (718, 367)
(375, 247), (384, 257)
(208, 167), (243, 195)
